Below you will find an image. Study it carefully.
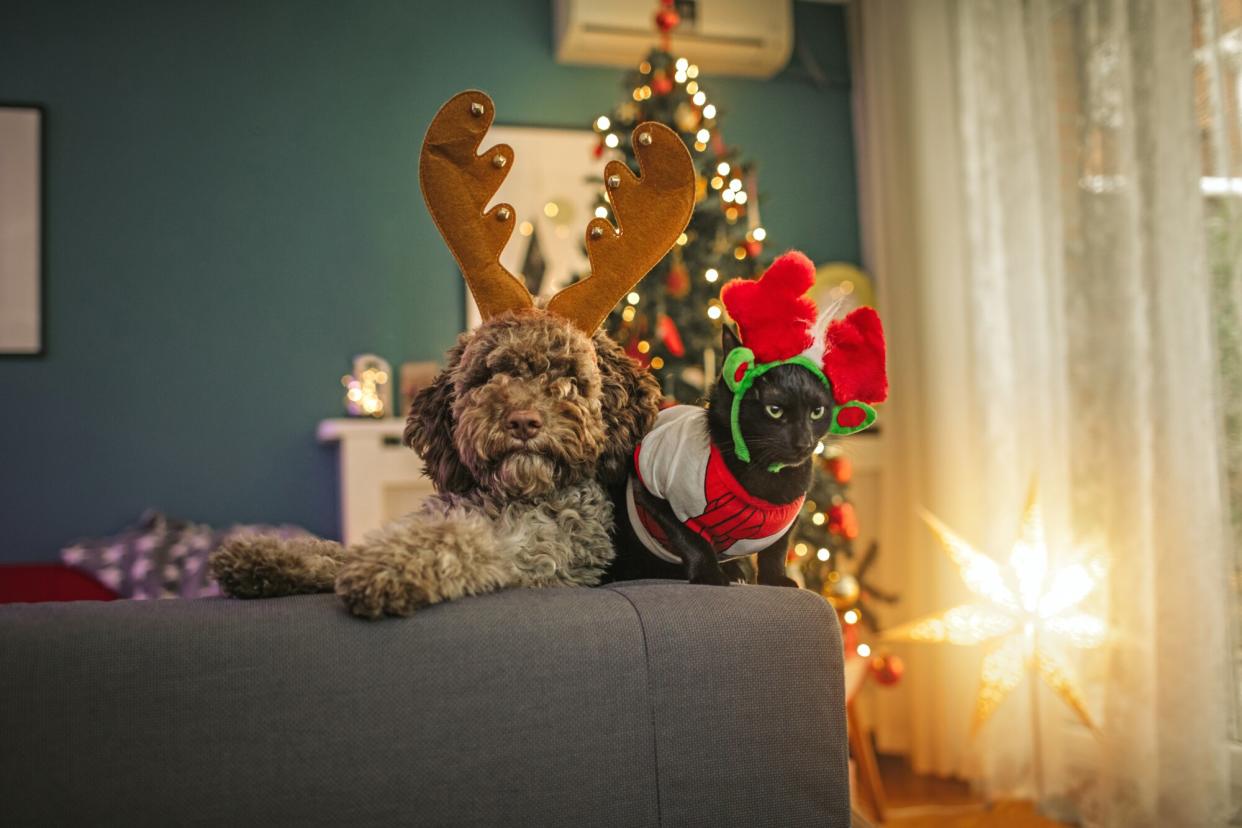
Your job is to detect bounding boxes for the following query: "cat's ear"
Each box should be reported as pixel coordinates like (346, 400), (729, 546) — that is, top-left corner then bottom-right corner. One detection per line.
(721, 323), (742, 357)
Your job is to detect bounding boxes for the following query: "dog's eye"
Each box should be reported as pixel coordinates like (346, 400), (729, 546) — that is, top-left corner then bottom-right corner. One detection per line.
(810, 405), (826, 421)
(764, 404), (783, 419)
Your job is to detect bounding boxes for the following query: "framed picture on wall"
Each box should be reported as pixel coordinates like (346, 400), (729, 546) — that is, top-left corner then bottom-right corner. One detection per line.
(463, 125), (600, 329)
(0, 104), (44, 356)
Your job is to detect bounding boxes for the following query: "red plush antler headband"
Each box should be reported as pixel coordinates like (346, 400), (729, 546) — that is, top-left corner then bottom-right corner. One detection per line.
(719, 251), (887, 462)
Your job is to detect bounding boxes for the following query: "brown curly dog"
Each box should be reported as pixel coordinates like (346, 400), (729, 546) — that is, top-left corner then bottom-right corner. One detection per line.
(209, 310), (660, 618)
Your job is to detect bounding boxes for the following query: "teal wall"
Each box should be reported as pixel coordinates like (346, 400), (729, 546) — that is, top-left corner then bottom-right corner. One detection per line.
(0, 0), (856, 561)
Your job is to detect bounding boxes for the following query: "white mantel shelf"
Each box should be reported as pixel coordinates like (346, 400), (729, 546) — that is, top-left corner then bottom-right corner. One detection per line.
(318, 418), (433, 545)
(317, 417), (406, 443)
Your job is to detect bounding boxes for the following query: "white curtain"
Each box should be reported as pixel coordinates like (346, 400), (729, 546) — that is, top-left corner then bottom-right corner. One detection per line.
(854, 0), (1233, 824)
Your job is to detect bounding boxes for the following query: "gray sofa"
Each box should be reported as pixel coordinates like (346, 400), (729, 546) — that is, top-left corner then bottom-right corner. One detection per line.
(0, 581), (850, 827)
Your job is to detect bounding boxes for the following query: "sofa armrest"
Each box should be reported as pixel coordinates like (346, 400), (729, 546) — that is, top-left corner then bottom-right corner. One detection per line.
(606, 582), (850, 826)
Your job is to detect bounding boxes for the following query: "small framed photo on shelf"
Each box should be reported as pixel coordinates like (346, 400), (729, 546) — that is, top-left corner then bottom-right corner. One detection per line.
(0, 104), (44, 356)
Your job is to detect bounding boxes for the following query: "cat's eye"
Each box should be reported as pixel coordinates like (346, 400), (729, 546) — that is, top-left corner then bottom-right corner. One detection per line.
(810, 405), (826, 421)
(764, 404), (784, 419)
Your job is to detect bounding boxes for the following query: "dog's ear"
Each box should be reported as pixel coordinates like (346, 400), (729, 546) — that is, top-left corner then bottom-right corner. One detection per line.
(593, 331), (663, 486)
(404, 339), (475, 494)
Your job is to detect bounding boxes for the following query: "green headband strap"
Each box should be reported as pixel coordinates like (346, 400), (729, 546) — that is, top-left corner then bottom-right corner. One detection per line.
(721, 347), (878, 466)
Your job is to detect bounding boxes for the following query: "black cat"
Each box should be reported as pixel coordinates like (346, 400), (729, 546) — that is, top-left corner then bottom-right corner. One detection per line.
(605, 324), (835, 587)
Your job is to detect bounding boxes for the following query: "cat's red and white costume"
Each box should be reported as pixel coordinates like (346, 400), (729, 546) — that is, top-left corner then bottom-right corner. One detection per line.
(626, 405), (804, 564)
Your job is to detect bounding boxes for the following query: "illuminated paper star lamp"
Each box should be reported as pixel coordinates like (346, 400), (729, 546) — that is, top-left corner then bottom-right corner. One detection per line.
(883, 486), (1105, 735)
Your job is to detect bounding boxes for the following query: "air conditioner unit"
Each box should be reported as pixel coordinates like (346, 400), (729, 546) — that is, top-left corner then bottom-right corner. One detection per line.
(553, 0), (794, 79)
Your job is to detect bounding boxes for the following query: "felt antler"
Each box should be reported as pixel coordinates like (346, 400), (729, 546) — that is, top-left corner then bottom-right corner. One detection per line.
(720, 251), (819, 362)
(420, 90), (695, 333)
(823, 307), (887, 405)
(546, 122), (695, 332)
(419, 90), (533, 320)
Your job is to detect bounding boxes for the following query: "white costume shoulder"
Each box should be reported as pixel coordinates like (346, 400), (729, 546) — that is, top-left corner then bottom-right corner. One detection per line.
(634, 405), (711, 522)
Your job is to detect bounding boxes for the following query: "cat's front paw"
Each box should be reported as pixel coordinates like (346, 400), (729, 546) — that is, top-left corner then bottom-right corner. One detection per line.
(335, 555), (429, 619)
(760, 575), (799, 588)
(688, 568), (731, 587)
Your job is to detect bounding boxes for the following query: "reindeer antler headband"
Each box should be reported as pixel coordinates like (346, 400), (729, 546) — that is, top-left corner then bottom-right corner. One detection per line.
(720, 251), (888, 466)
(420, 90), (696, 333)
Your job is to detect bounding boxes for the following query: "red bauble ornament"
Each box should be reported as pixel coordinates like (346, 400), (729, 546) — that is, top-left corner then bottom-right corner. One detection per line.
(827, 454), (853, 483)
(870, 653), (905, 686)
(745, 239), (763, 258)
(666, 265), (690, 298)
(652, 73), (674, 96)
(655, 7), (680, 32)
(657, 313), (686, 357)
(828, 502), (860, 540)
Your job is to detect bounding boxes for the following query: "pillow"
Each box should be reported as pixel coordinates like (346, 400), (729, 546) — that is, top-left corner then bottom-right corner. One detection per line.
(61, 511), (310, 600)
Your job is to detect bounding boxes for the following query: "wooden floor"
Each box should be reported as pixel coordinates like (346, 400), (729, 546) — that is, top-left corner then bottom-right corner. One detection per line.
(867, 754), (1069, 828)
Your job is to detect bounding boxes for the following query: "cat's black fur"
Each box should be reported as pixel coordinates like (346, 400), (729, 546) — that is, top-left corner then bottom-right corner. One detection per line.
(604, 325), (835, 586)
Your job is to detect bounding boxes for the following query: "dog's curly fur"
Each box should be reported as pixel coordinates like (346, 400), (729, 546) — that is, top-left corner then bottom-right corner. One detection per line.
(210, 310), (660, 619)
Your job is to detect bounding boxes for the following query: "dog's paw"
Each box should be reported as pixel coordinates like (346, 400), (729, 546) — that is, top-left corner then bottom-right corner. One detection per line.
(209, 536), (342, 599)
(335, 557), (430, 620)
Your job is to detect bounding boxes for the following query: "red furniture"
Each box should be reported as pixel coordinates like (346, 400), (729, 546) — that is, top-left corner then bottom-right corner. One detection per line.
(0, 564), (118, 604)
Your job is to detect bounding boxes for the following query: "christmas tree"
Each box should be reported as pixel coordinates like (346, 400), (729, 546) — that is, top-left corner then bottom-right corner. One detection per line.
(793, 444), (899, 632)
(587, 47), (768, 402)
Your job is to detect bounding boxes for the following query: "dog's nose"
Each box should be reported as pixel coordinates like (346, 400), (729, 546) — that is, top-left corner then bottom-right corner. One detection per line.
(506, 409), (543, 441)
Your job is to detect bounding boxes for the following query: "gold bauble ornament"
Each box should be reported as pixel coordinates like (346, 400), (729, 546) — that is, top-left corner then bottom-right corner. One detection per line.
(823, 571), (860, 610)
